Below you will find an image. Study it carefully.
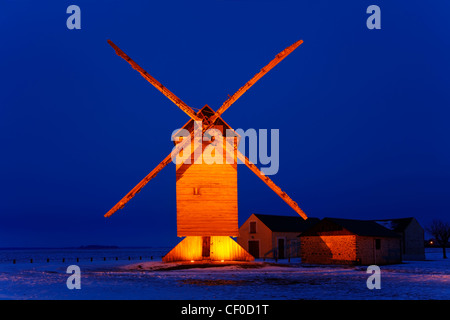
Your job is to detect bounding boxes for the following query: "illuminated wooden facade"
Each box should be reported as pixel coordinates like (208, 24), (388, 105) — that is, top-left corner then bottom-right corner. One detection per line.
(174, 106), (239, 237)
(163, 236), (254, 262)
(163, 106), (247, 262)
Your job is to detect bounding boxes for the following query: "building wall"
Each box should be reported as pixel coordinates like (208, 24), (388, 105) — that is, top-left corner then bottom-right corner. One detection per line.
(403, 219), (425, 260)
(271, 232), (302, 258)
(237, 214), (273, 258)
(356, 236), (402, 265)
(301, 235), (402, 265)
(300, 235), (357, 264)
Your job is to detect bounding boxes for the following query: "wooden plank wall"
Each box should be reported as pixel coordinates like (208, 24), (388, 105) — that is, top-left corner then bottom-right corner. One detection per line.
(210, 236), (254, 261)
(163, 236), (254, 262)
(175, 137), (238, 237)
(162, 236), (203, 262)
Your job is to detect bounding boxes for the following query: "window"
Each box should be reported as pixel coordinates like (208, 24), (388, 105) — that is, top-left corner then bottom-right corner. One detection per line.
(375, 239), (381, 250)
(193, 187), (200, 195)
(249, 221), (256, 234)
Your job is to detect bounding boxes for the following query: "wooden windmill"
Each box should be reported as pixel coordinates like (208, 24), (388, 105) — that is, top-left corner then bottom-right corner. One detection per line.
(105, 39), (308, 262)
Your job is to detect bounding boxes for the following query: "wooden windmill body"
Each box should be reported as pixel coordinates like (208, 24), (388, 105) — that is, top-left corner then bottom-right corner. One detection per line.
(104, 39), (308, 262)
(167, 105), (248, 262)
(174, 105), (239, 237)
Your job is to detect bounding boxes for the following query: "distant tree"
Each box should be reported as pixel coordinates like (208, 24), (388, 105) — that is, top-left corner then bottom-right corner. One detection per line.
(426, 220), (450, 259)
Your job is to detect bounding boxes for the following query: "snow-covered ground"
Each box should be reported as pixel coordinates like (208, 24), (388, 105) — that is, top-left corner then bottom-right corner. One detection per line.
(0, 248), (448, 300)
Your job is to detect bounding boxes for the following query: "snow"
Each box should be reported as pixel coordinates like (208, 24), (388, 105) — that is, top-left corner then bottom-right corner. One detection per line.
(0, 248), (448, 300)
(374, 220), (396, 230)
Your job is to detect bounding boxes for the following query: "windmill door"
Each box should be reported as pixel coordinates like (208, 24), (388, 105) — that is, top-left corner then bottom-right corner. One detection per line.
(202, 236), (211, 259)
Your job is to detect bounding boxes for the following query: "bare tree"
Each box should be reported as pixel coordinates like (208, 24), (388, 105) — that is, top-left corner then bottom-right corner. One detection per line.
(426, 220), (450, 259)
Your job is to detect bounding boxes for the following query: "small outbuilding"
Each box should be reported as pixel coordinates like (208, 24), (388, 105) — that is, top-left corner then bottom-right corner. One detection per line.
(300, 217), (402, 265)
(372, 218), (425, 260)
(238, 214), (319, 259)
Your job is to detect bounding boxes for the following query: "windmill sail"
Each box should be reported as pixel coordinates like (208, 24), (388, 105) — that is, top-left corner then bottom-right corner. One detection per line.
(107, 40), (201, 121)
(218, 136), (308, 220)
(104, 39), (307, 220)
(210, 39), (303, 124)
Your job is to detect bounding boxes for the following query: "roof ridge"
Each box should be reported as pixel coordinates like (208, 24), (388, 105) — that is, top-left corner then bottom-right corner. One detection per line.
(251, 213), (319, 232)
(321, 217), (401, 238)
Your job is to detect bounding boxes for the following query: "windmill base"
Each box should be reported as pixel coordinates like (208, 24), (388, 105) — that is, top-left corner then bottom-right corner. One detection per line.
(162, 236), (254, 263)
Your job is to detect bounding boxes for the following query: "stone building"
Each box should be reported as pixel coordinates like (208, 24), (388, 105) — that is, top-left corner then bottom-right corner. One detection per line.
(373, 217), (425, 260)
(300, 217), (402, 265)
(237, 214), (319, 259)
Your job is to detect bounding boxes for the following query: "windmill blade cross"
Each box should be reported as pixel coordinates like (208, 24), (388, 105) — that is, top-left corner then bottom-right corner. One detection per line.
(104, 39), (305, 218)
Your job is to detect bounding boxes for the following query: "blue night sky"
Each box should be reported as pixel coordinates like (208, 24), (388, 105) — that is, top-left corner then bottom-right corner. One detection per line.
(1, 1), (449, 247)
